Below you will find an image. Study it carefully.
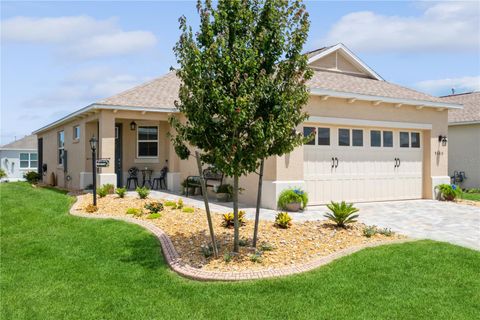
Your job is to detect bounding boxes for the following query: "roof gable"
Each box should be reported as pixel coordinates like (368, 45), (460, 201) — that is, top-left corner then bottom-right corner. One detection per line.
(307, 43), (383, 81)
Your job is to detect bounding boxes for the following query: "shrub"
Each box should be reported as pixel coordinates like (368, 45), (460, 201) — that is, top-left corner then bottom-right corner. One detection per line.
(126, 208), (142, 216)
(223, 251), (234, 263)
(324, 201), (359, 228)
(0, 168), (7, 179)
(164, 200), (177, 208)
(275, 212), (292, 229)
(23, 171), (41, 184)
(259, 242), (275, 251)
(146, 213), (162, 219)
(103, 183), (115, 194)
(85, 204), (97, 213)
(222, 210), (246, 228)
(466, 188), (480, 194)
(176, 198), (184, 209)
(250, 252), (263, 263)
(216, 184), (233, 195)
(437, 184), (461, 201)
(201, 244), (213, 258)
(115, 187), (127, 198)
(136, 186), (150, 199)
(378, 228), (393, 237)
(97, 186), (108, 198)
(277, 188), (308, 210)
(144, 201), (164, 213)
(238, 238), (249, 247)
(182, 207), (194, 213)
(363, 225), (377, 238)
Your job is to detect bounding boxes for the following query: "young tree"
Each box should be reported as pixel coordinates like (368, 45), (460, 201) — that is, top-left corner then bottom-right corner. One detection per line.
(250, 0), (312, 247)
(170, 0), (311, 253)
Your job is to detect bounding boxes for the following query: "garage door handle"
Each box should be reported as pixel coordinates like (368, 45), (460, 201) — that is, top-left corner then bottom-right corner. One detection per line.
(335, 157), (339, 168)
(397, 158), (401, 167)
(394, 158), (398, 167)
(331, 157), (335, 168)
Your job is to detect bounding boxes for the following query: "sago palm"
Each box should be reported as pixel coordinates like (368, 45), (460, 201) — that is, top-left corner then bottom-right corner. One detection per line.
(324, 201), (359, 228)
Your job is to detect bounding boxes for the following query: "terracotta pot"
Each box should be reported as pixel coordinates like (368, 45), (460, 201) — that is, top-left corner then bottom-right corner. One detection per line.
(285, 202), (301, 212)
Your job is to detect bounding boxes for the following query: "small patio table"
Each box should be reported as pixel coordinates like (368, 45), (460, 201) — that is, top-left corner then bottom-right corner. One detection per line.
(141, 169), (153, 188)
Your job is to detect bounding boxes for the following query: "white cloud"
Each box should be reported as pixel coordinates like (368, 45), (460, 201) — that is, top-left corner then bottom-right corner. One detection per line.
(415, 76), (480, 95)
(1, 15), (158, 59)
(321, 2), (480, 52)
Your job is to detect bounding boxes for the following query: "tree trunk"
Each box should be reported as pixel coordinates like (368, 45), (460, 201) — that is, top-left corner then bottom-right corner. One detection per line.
(252, 159), (264, 248)
(195, 151), (218, 258)
(233, 175), (240, 253)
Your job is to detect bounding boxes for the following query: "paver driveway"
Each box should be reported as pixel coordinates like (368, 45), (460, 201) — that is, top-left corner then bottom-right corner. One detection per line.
(148, 191), (480, 251)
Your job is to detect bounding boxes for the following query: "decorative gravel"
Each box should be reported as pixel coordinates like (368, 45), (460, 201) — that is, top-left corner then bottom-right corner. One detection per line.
(75, 194), (405, 272)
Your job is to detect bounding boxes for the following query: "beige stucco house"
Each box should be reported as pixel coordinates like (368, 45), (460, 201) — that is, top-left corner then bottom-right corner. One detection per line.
(33, 44), (462, 208)
(440, 92), (479, 189)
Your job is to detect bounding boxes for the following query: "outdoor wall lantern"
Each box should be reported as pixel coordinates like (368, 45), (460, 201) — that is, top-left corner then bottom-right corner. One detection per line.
(89, 136), (98, 206)
(438, 135), (448, 146)
(130, 121), (137, 131)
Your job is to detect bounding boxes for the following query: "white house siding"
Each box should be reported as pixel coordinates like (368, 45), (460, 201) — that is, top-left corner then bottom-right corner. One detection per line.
(448, 124), (480, 189)
(0, 149), (38, 181)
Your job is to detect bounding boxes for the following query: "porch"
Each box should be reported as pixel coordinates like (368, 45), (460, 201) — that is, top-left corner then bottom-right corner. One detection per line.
(80, 108), (183, 191)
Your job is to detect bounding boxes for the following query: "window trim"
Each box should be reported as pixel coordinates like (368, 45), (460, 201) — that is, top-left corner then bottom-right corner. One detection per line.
(20, 152), (38, 169)
(73, 125), (80, 141)
(399, 131), (410, 148)
(411, 132), (421, 148)
(352, 129), (364, 147)
(137, 125), (159, 158)
(317, 127), (330, 146)
(58, 131), (65, 166)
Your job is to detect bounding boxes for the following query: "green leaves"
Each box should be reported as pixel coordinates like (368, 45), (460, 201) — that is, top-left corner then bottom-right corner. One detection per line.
(170, 0), (312, 178)
(324, 201), (360, 228)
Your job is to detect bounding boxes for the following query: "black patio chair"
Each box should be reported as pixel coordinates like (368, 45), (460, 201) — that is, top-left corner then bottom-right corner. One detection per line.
(153, 166), (168, 190)
(126, 167), (139, 189)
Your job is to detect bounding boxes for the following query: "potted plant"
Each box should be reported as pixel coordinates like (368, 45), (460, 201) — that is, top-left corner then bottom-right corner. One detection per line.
(277, 188), (308, 212)
(215, 184), (232, 202)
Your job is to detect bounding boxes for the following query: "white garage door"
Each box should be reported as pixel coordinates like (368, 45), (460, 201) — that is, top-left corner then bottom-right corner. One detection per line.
(304, 125), (423, 205)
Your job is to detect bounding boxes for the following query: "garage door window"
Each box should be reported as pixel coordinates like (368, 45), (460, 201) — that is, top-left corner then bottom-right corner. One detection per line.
(411, 132), (420, 148)
(339, 129), (350, 146)
(370, 130), (381, 147)
(383, 131), (393, 147)
(400, 132), (409, 148)
(303, 127), (316, 145)
(317, 128), (330, 145)
(352, 129), (363, 147)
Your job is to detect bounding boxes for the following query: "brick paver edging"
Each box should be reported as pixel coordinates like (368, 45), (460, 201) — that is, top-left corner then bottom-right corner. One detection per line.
(69, 197), (414, 281)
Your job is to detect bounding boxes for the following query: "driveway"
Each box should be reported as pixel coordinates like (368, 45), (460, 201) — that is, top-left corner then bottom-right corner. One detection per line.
(148, 191), (480, 250)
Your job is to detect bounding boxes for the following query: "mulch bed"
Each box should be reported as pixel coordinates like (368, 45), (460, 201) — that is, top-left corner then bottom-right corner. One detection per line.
(74, 194), (405, 272)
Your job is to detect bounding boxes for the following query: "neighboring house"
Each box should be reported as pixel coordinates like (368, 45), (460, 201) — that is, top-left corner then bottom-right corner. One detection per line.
(33, 43), (461, 208)
(0, 135), (38, 181)
(440, 92), (480, 189)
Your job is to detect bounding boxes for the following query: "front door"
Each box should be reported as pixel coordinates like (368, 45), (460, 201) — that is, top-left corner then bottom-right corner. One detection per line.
(115, 124), (123, 187)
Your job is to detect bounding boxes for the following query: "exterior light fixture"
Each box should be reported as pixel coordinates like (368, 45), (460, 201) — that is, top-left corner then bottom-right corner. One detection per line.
(89, 136), (98, 151)
(130, 121), (137, 131)
(438, 135), (448, 146)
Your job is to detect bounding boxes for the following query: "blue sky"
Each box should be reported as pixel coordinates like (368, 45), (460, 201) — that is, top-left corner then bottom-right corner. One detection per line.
(1, 1), (479, 144)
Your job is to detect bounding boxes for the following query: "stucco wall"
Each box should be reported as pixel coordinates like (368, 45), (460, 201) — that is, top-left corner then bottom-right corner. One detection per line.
(0, 149), (37, 180)
(448, 124), (480, 189)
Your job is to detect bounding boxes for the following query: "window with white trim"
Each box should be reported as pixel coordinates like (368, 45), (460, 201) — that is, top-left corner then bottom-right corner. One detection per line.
(73, 126), (80, 140)
(58, 131), (65, 165)
(399, 131), (409, 148)
(411, 132), (420, 148)
(352, 129), (363, 147)
(338, 128), (350, 146)
(20, 153), (37, 169)
(137, 126), (158, 157)
(317, 128), (330, 146)
(303, 127), (316, 145)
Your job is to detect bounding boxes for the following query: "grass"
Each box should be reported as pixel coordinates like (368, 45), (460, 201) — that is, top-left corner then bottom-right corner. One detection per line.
(460, 192), (480, 202)
(1, 182), (480, 320)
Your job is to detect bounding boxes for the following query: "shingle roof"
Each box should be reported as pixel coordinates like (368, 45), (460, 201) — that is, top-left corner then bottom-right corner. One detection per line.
(308, 70), (445, 103)
(95, 68), (445, 110)
(96, 71), (180, 109)
(0, 135), (37, 149)
(440, 92), (480, 123)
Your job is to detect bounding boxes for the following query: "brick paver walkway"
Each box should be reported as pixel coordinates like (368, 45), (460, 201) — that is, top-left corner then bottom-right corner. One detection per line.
(70, 197), (410, 281)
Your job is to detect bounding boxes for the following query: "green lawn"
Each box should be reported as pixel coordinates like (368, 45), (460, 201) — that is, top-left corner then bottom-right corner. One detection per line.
(461, 192), (480, 202)
(1, 182), (479, 320)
